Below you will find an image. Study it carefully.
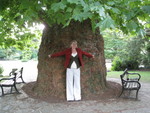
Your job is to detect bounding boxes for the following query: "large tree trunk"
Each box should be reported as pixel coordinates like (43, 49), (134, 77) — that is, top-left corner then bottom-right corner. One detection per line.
(33, 20), (107, 99)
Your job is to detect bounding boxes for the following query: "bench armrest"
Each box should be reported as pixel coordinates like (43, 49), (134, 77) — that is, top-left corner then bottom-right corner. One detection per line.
(127, 72), (141, 81)
(0, 77), (15, 82)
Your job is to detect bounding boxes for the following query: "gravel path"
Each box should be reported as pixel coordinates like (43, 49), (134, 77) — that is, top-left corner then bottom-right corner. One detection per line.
(0, 78), (150, 113)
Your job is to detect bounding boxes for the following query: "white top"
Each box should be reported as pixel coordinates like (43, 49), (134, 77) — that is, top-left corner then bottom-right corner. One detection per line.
(70, 53), (77, 69)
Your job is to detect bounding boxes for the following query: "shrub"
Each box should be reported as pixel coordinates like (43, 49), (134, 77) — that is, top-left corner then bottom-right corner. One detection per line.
(0, 65), (4, 75)
(142, 56), (150, 69)
(142, 43), (150, 69)
(122, 59), (139, 70)
(111, 56), (122, 71)
(21, 59), (29, 62)
(111, 57), (139, 71)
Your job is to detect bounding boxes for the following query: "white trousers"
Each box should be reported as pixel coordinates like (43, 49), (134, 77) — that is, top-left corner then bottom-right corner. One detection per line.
(66, 68), (81, 101)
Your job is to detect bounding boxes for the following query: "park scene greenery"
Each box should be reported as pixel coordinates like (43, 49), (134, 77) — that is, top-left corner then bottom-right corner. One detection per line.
(0, 0), (149, 67)
(104, 29), (150, 70)
(0, 0), (149, 100)
(1, 29), (150, 70)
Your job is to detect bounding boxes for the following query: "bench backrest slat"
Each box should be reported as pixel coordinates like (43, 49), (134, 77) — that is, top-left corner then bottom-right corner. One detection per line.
(120, 68), (129, 83)
(7, 67), (23, 82)
(14, 67), (23, 81)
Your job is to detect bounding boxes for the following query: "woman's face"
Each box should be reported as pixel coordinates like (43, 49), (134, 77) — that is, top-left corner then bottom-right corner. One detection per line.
(71, 42), (77, 49)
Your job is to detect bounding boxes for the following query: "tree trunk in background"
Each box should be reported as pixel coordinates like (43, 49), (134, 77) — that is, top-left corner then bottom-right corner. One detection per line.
(34, 20), (107, 99)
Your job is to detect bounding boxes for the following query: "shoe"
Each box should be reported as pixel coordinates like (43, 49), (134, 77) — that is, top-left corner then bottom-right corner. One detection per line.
(67, 100), (74, 102)
(75, 99), (81, 102)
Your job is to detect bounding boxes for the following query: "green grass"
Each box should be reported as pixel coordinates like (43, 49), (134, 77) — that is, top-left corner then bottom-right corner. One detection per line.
(107, 71), (150, 83)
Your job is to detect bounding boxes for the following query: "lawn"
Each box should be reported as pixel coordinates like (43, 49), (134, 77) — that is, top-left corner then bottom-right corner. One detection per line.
(107, 71), (150, 83)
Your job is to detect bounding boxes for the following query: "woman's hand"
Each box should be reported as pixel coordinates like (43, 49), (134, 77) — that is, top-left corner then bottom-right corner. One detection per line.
(92, 55), (95, 58)
(48, 54), (51, 58)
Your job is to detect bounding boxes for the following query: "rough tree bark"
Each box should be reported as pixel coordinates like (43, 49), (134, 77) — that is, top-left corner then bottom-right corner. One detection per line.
(33, 20), (107, 99)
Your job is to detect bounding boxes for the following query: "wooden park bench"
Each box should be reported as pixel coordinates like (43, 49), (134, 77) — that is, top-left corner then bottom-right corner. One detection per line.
(0, 67), (25, 96)
(119, 68), (141, 99)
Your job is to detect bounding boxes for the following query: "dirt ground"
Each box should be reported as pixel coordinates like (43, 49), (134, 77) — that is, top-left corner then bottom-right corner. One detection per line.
(22, 81), (121, 103)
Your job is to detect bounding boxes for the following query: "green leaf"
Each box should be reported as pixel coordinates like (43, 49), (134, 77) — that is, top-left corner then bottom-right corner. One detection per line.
(138, 29), (146, 37)
(107, 1), (115, 6)
(72, 7), (82, 21)
(80, 0), (86, 7)
(55, 13), (66, 24)
(90, 3), (106, 18)
(67, 0), (80, 4)
(91, 18), (97, 32)
(97, 16), (115, 31)
(0, 15), (3, 21)
(112, 8), (121, 14)
(20, 0), (33, 9)
(72, 5), (93, 22)
(104, 5), (112, 10)
(23, 8), (38, 21)
(98, 6), (106, 18)
(5, 38), (16, 46)
(90, 2), (101, 11)
(51, 2), (66, 12)
(125, 11), (135, 21)
(126, 20), (138, 31)
(142, 5), (150, 14)
(63, 19), (71, 27)
(66, 7), (73, 12)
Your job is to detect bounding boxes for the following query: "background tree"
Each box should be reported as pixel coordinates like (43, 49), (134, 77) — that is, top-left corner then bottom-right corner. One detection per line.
(110, 36), (144, 71)
(0, 0), (149, 99)
(103, 30), (128, 59)
(104, 31), (150, 71)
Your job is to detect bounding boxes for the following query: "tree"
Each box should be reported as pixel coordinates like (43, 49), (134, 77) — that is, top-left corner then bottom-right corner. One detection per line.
(104, 29), (150, 70)
(103, 30), (128, 59)
(0, 0), (149, 99)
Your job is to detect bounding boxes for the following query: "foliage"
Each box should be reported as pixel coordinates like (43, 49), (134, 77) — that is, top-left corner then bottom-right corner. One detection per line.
(111, 56), (122, 71)
(0, 49), (6, 59)
(0, 65), (4, 75)
(104, 30), (128, 59)
(126, 36), (144, 62)
(104, 29), (150, 69)
(104, 30), (144, 59)
(111, 57), (139, 71)
(121, 59), (139, 70)
(21, 48), (38, 62)
(142, 42), (150, 68)
(0, 0), (149, 49)
(110, 36), (143, 71)
(0, 47), (18, 59)
(0, 47), (38, 61)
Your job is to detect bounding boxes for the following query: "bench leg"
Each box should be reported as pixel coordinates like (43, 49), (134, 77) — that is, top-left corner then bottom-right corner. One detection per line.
(10, 86), (13, 93)
(0, 86), (4, 96)
(119, 89), (124, 97)
(21, 76), (25, 83)
(16, 77), (25, 84)
(14, 84), (20, 94)
(136, 89), (139, 99)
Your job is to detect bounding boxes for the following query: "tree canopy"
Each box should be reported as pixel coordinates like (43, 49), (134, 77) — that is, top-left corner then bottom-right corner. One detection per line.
(0, 0), (149, 49)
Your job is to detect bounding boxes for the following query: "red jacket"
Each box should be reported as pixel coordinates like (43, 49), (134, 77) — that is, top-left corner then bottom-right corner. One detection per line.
(51, 48), (93, 68)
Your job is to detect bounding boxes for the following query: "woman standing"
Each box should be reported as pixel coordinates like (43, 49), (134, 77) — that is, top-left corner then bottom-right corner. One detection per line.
(48, 40), (94, 101)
